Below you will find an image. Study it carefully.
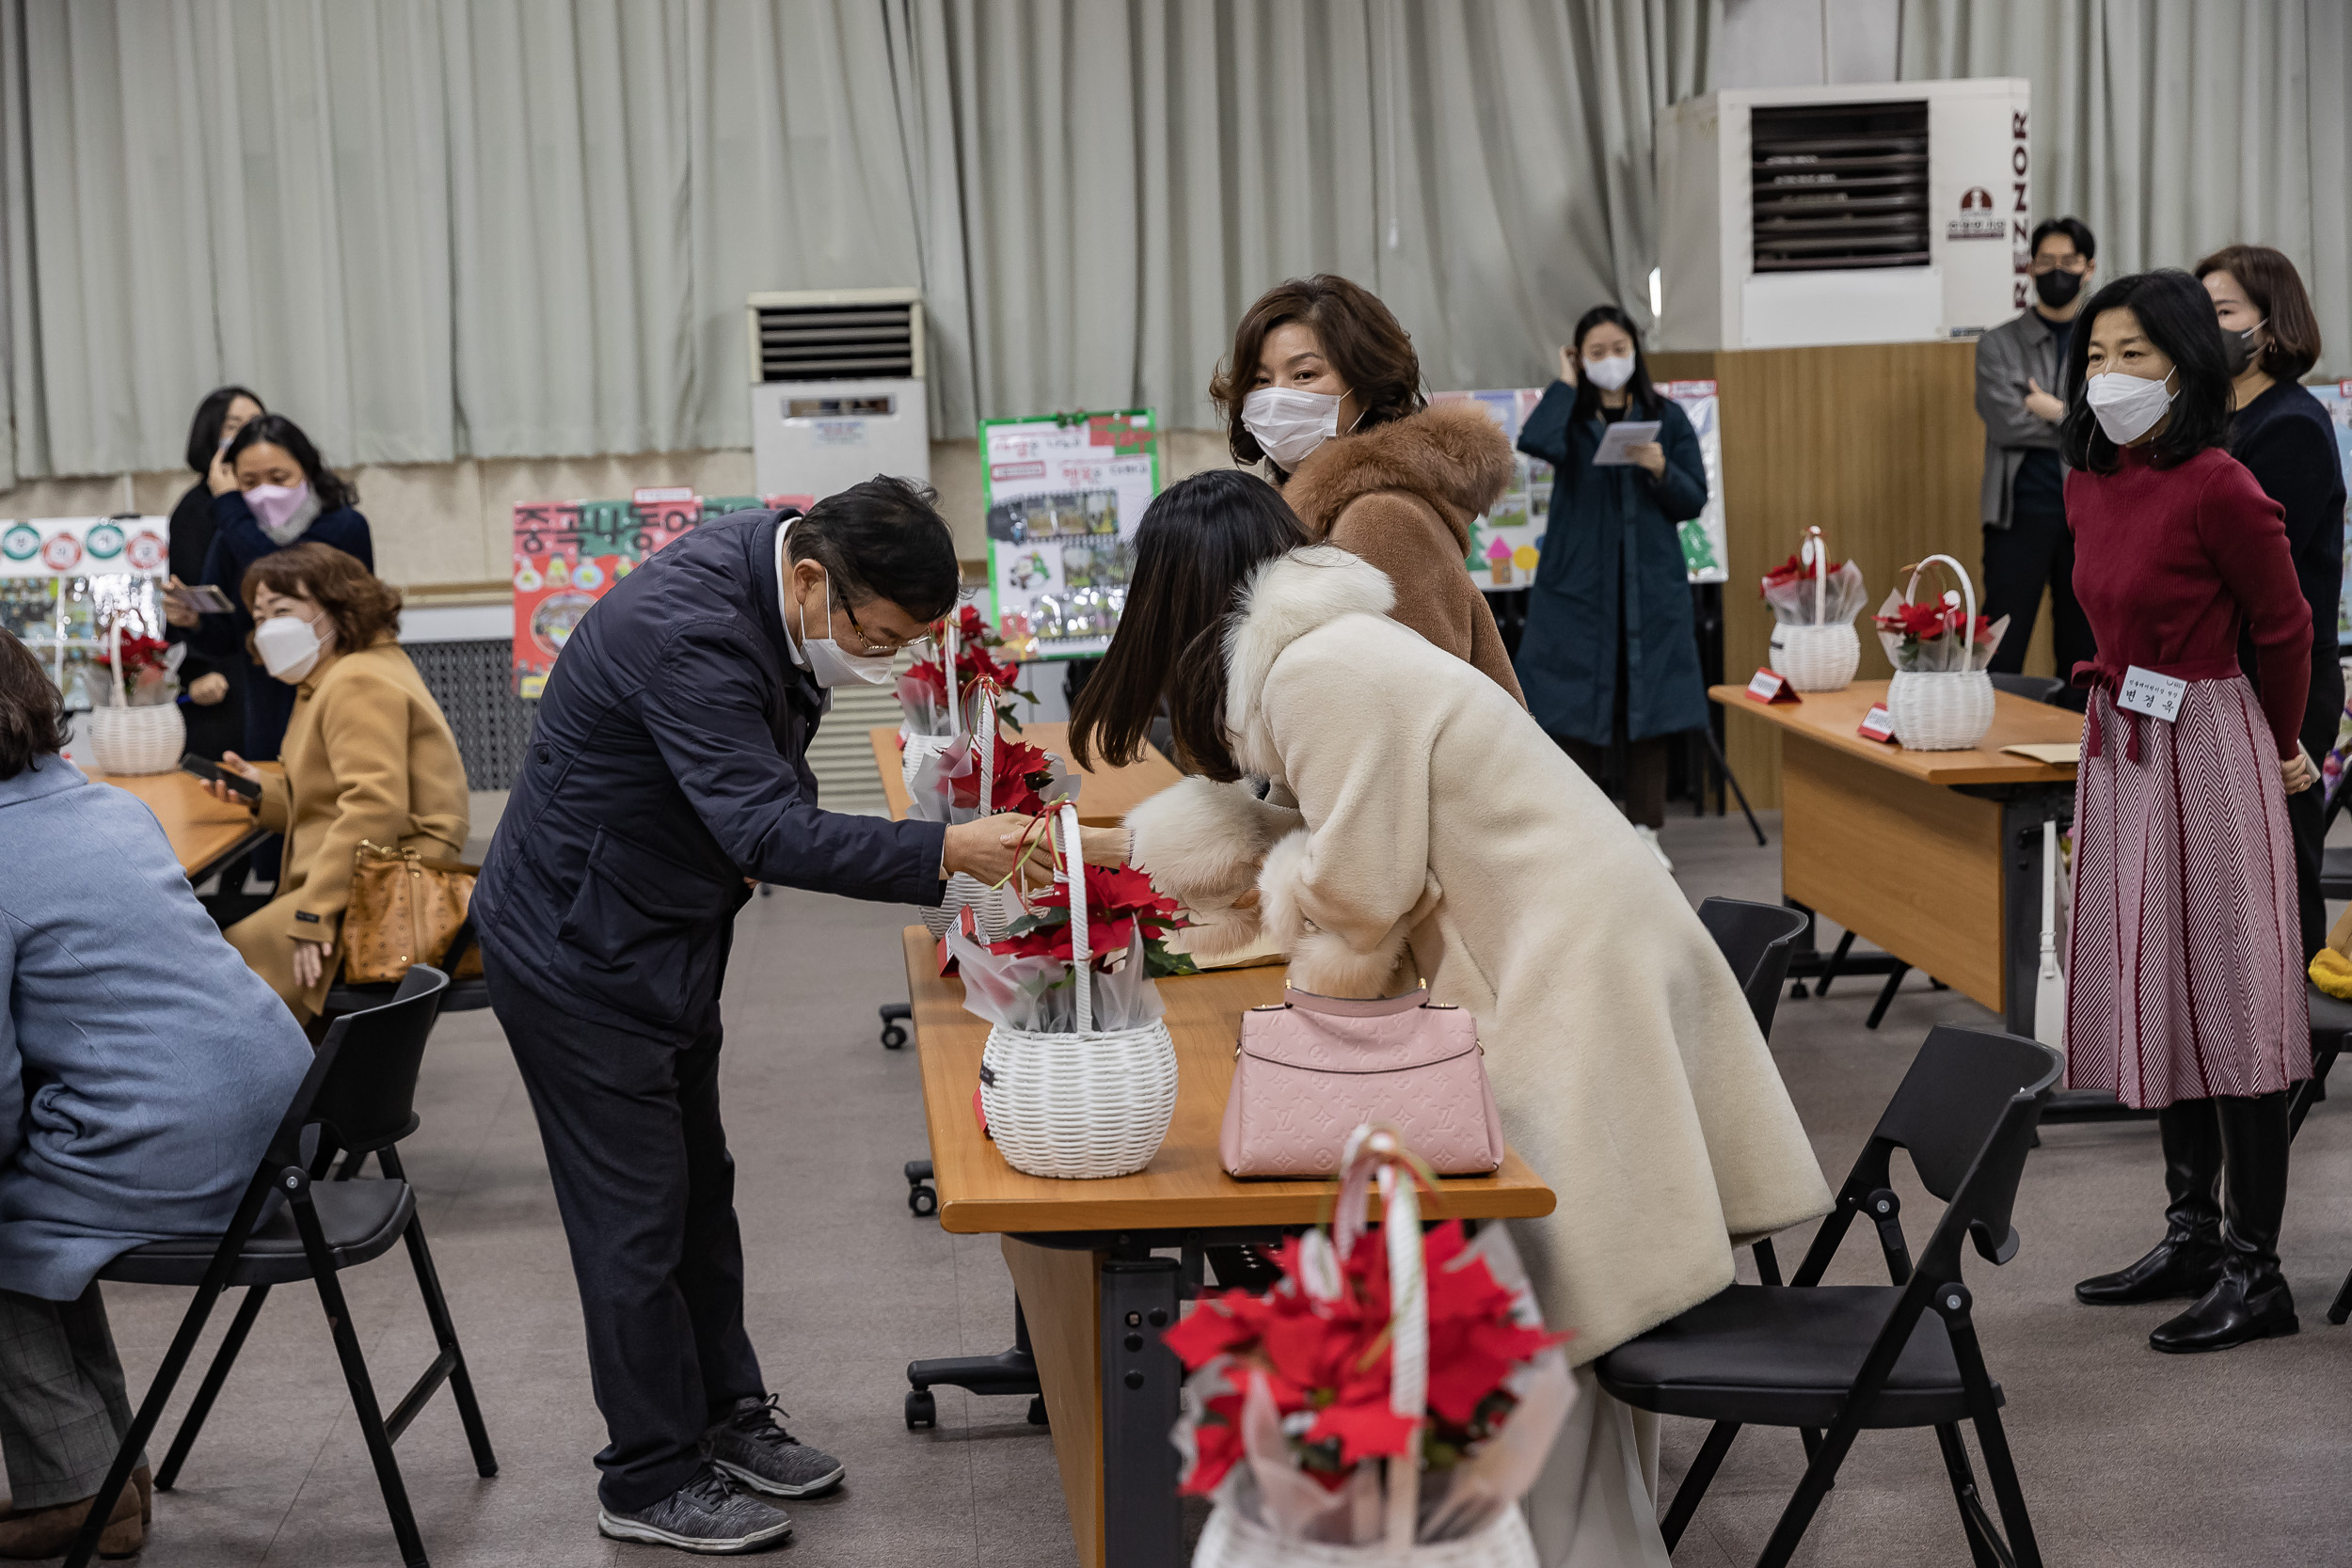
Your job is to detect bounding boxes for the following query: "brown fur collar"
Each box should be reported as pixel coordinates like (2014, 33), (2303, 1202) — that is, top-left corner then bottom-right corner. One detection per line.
(1279, 401), (1515, 551)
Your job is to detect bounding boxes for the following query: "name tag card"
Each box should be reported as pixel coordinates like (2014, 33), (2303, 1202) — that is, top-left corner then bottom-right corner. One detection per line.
(1745, 668), (1802, 705)
(1857, 704), (1898, 743)
(2116, 665), (2186, 723)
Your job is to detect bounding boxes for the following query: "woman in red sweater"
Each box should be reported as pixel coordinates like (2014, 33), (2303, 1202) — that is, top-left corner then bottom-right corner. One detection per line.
(2063, 269), (2316, 1354)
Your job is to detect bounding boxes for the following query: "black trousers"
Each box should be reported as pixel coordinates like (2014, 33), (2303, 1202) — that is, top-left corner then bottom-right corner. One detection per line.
(1981, 509), (2096, 705)
(2287, 778), (2328, 963)
(486, 955), (763, 1512)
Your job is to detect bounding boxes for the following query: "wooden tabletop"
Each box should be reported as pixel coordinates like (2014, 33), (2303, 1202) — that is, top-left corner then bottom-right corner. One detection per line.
(903, 927), (1557, 1234)
(871, 720), (1184, 829)
(87, 765), (276, 879)
(1709, 679), (2082, 785)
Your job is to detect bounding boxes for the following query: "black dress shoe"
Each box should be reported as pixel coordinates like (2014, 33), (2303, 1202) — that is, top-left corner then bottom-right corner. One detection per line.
(2075, 1237), (2224, 1305)
(2149, 1271), (2298, 1353)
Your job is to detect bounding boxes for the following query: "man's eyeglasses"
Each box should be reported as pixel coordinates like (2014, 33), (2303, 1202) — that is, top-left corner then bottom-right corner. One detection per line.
(835, 594), (925, 658)
(2026, 256), (2090, 276)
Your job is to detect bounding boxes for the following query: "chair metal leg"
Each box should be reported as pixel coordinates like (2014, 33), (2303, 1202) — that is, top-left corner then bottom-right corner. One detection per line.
(1933, 1423), (2006, 1568)
(1943, 1288), (2042, 1568)
(292, 1184), (430, 1567)
(1866, 963), (1912, 1030)
(377, 1148), (498, 1477)
(1701, 725), (1767, 846)
(154, 1283), (273, 1490)
(2328, 1263), (2352, 1325)
(1660, 1420), (1740, 1549)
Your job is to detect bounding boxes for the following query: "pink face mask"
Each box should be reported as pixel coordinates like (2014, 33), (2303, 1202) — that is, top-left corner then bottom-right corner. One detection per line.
(243, 481), (313, 535)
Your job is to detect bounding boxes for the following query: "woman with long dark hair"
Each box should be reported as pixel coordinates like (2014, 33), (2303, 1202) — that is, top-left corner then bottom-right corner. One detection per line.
(1068, 469), (1829, 1563)
(182, 412), (372, 761)
(159, 385), (263, 757)
(2195, 245), (2346, 965)
(2062, 270), (2315, 1353)
(1207, 275), (1523, 701)
(1512, 306), (1709, 868)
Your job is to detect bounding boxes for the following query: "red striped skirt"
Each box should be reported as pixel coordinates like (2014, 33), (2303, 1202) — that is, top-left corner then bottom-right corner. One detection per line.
(2064, 677), (2310, 1109)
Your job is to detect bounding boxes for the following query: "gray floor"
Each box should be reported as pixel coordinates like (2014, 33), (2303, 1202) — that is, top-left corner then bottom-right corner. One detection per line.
(46, 810), (2352, 1565)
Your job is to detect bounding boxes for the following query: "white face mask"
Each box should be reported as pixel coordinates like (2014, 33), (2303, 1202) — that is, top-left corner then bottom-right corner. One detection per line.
(796, 564), (896, 688)
(1583, 354), (1637, 391)
(254, 610), (330, 684)
(2085, 367), (2179, 446)
(1242, 386), (1351, 470)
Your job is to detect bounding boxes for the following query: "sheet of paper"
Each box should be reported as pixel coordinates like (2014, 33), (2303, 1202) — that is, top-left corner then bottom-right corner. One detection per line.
(2000, 742), (2081, 765)
(1592, 420), (1661, 467)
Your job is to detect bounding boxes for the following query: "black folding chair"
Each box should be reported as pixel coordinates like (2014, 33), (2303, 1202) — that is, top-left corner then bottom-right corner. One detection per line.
(1698, 897), (1811, 1287)
(322, 915), (489, 1020)
(66, 967), (497, 1568)
(1597, 1024), (2060, 1568)
(1987, 673), (2065, 705)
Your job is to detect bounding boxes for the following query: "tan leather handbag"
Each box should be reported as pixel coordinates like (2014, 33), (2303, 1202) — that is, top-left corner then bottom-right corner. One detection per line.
(342, 841), (484, 984)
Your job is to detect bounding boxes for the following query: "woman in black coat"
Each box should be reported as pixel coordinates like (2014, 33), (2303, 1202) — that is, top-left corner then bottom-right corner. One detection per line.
(1513, 305), (1709, 871)
(2198, 245), (2349, 962)
(163, 386), (263, 758)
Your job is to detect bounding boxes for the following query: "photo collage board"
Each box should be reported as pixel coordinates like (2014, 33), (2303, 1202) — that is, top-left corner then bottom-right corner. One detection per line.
(978, 410), (1161, 660)
(1431, 382), (1730, 590)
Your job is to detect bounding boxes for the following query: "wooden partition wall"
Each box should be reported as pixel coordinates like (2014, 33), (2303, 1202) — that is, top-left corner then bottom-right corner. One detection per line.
(1650, 340), (2055, 808)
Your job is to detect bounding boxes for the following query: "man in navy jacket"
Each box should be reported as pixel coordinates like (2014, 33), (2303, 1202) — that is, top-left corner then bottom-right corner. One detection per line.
(475, 478), (1031, 1554)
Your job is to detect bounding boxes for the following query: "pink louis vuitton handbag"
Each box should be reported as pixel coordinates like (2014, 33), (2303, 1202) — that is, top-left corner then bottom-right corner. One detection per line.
(1219, 987), (1506, 1178)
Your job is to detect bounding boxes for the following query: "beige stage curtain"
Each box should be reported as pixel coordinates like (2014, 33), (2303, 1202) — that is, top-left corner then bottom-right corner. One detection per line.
(1901, 0), (2352, 381)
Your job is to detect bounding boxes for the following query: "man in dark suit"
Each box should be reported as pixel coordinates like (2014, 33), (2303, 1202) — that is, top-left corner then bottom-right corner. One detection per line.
(1975, 215), (2100, 704)
(474, 477), (1032, 1554)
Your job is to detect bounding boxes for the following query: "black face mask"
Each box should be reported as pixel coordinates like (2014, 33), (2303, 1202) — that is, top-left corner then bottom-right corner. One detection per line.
(2033, 267), (2083, 309)
(2223, 318), (2268, 377)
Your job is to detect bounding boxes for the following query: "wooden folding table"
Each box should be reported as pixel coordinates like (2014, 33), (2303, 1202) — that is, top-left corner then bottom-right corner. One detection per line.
(900, 928), (1555, 1568)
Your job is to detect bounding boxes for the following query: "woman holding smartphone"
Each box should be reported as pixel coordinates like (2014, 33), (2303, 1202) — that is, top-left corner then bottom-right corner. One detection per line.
(159, 385), (264, 758)
(2061, 270), (2315, 1354)
(199, 543), (467, 1021)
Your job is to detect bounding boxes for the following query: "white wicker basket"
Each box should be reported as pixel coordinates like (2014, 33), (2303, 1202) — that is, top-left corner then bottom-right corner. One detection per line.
(1768, 622), (1860, 692)
(1885, 554), (1995, 752)
(977, 802), (1178, 1180)
(1193, 1503), (1538, 1568)
(81, 623), (186, 775)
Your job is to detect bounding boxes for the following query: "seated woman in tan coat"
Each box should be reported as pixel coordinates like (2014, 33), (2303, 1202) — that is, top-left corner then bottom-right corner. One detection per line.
(1210, 273), (1524, 703)
(202, 542), (469, 1021)
(1069, 470), (1828, 1568)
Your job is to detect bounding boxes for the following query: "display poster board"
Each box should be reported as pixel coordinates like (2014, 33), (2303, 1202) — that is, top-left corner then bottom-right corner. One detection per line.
(0, 515), (169, 578)
(0, 516), (172, 709)
(978, 409), (1161, 659)
(2315, 382), (2352, 644)
(510, 490), (806, 697)
(1432, 383), (1730, 589)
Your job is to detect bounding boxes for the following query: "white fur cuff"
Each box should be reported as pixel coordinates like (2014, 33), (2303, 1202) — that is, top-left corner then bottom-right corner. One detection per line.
(1125, 776), (1302, 906)
(1257, 828), (1414, 997)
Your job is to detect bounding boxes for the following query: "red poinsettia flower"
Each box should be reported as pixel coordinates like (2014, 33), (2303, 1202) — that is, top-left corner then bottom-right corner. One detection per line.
(1760, 550), (1845, 594)
(947, 736), (1060, 816)
(1874, 601), (1992, 643)
(990, 862), (1184, 966)
(1167, 1214), (1568, 1497)
(94, 632), (172, 676)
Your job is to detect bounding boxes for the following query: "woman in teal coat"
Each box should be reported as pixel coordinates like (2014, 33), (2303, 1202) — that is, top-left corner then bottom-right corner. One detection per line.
(1515, 304), (1710, 868)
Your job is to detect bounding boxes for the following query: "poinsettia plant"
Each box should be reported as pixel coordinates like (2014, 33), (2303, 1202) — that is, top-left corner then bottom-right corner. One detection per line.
(1166, 1219), (1566, 1497)
(1873, 590), (2007, 673)
(1760, 549), (1843, 591)
(947, 734), (1061, 817)
(1760, 532), (1867, 626)
(91, 627), (181, 705)
(898, 604), (1034, 735)
(991, 859), (1196, 980)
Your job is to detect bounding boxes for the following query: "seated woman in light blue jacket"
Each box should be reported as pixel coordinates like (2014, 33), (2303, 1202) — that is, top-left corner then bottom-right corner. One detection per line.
(0, 629), (310, 1558)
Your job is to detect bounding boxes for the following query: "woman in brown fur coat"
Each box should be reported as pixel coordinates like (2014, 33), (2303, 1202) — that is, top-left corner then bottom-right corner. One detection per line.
(1210, 275), (1524, 703)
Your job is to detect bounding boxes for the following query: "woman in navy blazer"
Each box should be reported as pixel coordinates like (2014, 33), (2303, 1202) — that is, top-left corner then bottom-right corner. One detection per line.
(172, 413), (373, 762)
(0, 630), (310, 1553)
(1514, 305), (1710, 868)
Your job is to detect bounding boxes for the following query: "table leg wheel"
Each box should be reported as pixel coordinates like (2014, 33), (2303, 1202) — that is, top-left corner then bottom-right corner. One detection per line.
(881, 1022), (908, 1049)
(907, 1181), (937, 1218)
(1026, 1396), (1049, 1428)
(905, 1389), (937, 1430)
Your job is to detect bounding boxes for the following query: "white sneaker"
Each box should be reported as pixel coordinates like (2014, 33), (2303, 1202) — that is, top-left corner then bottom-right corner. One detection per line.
(1633, 824), (1674, 872)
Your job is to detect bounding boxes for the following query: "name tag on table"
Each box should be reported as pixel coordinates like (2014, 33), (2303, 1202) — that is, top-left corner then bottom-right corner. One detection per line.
(1857, 704), (1898, 743)
(1745, 668), (1802, 705)
(2115, 665), (2187, 723)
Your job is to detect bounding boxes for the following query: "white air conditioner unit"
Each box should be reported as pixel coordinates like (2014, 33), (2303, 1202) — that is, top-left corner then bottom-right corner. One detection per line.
(747, 287), (930, 503)
(1655, 79), (2030, 352)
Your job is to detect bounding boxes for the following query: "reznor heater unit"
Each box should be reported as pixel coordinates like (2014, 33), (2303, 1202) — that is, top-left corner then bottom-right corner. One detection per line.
(747, 288), (930, 503)
(1655, 79), (2031, 351)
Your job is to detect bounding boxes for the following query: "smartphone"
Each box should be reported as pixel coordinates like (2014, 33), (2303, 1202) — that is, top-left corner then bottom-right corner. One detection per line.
(166, 583), (236, 614)
(179, 752), (262, 800)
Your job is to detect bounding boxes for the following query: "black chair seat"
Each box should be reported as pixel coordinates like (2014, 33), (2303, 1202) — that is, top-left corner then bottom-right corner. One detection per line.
(1597, 1284), (1996, 1430)
(2308, 981), (2352, 1044)
(101, 1180), (415, 1289)
(2321, 845), (2352, 902)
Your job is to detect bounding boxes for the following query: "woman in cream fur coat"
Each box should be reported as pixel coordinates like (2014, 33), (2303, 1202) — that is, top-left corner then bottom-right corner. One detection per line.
(1069, 470), (1830, 1566)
